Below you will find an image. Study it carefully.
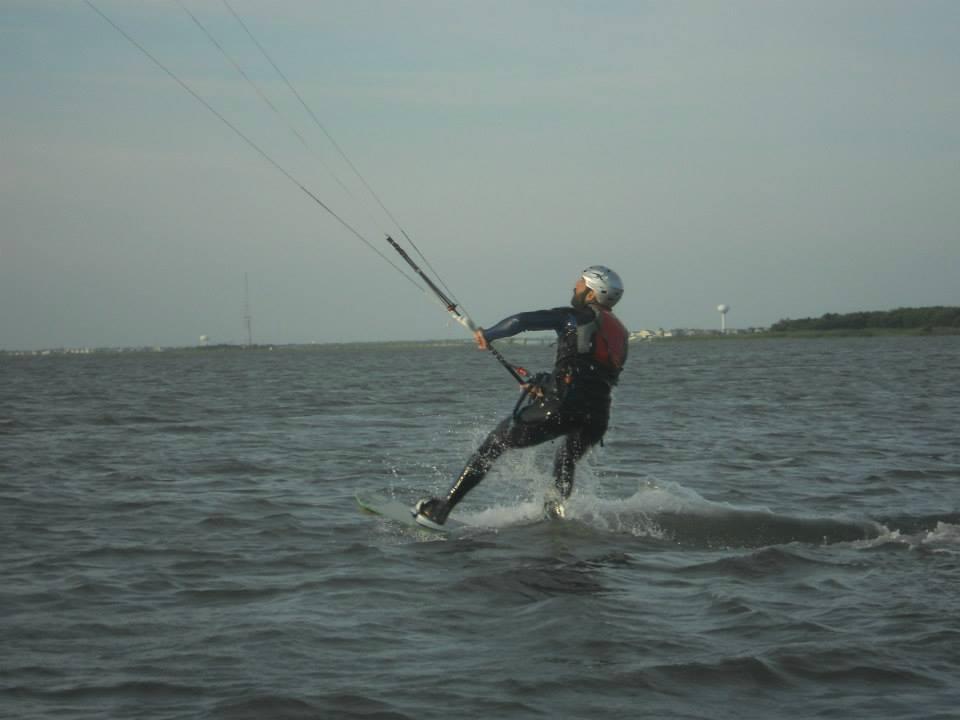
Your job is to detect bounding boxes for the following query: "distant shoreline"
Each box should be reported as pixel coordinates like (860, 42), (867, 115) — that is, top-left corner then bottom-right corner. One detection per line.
(658, 326), (960, 341)
(4, 326), (959, 357)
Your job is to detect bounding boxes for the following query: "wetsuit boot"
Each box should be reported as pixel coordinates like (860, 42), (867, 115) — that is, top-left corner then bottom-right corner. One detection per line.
(413, 452), (494, 529)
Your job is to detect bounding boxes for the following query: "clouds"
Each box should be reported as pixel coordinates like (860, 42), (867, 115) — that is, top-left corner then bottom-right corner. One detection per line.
(2, 1), (958, 349)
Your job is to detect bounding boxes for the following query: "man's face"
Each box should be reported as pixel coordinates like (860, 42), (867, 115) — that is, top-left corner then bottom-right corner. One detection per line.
(571, 278), (590, 308)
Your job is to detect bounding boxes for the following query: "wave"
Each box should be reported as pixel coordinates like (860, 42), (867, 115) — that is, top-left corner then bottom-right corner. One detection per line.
(211, 693), (415, 720)
(874, 511), (960, 535)
(854, 518), (960, 552)
(612, 506), (882, 547)
(460, 481), (893, 549)
(7, 680), (206, 701)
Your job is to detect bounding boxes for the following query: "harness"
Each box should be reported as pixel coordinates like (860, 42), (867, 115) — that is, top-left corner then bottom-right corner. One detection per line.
(512, 305), (628, 421)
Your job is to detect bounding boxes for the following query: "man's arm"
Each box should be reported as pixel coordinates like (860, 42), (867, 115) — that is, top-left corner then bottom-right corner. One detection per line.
(481, 308), (572, 343)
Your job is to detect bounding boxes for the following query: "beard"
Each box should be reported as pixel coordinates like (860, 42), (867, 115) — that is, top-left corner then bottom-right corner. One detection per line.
(570, 288), (590, 308)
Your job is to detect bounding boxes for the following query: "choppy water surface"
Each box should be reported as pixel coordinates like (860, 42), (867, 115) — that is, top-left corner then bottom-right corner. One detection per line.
(2, 336), (959, 719)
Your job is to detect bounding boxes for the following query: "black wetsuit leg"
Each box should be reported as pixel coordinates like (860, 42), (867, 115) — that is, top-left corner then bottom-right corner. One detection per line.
(444, 413), (564, 509)
(445, 398), (609, 509)
(552, 414), (607, 499)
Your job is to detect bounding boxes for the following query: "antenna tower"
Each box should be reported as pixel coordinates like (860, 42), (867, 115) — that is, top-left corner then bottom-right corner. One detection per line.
(244, 273), (253, 347)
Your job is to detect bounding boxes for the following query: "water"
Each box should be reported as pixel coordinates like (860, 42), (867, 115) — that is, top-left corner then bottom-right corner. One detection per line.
(2, 336), (959, 719)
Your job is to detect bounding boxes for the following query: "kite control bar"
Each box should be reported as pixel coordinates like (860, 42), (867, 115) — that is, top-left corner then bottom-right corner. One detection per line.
(386, 236), (527, 385)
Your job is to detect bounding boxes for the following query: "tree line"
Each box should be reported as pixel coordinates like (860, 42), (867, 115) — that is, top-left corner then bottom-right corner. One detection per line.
(771, 306), (960, 332)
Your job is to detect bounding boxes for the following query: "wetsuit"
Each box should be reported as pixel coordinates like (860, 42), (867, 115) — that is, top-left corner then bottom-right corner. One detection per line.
(442, 303), (628, 511)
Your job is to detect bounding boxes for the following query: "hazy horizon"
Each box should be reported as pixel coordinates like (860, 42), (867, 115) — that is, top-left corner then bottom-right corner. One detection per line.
(3, 1), (958, 351)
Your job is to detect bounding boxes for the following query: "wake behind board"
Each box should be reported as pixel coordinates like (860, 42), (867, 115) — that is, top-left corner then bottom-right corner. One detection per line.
(356, 491), (463, 533)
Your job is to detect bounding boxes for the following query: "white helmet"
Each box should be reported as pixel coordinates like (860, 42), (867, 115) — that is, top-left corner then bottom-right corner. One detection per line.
(581, 265), (623, 308)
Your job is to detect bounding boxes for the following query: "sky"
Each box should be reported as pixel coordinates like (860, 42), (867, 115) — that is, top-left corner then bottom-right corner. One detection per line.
(2, 0), (958, 350)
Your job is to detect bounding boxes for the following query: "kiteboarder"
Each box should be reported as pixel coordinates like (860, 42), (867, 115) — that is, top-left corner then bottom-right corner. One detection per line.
(414, 266), (629, 528)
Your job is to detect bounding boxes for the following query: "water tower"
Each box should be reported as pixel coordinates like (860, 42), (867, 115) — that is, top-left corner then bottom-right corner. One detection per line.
(717, 304), (730, 333)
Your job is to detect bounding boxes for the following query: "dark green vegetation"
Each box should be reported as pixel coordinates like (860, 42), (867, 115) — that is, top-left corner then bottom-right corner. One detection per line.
(771, 306), (960, 333)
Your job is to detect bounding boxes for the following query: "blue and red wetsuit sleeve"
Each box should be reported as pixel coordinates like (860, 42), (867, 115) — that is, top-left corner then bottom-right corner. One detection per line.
(482, 308), (574, 342)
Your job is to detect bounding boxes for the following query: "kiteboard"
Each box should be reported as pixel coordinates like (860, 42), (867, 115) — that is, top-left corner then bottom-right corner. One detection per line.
(355, 491), (463, 533)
